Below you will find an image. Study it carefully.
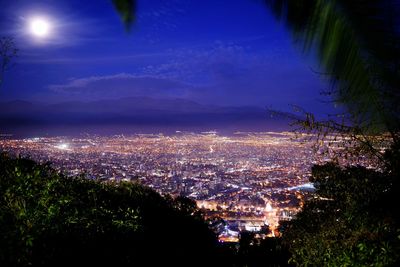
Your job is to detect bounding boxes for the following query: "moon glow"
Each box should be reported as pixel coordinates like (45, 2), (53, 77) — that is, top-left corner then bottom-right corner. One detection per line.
(29, 18), (51, 37)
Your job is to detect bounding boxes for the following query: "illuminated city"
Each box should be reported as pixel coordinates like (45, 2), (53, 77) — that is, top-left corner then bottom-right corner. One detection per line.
(0, 131), (321, 241)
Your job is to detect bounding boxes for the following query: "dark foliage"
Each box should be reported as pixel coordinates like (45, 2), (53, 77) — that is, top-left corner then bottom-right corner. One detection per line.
(262, 3), (400, 263)
(280, 145), (400, 266)
(0, 153), (222, 267)
(237, 234), (292, 267)
(112, 0), (136, 29)
(265, 0), (400, 134)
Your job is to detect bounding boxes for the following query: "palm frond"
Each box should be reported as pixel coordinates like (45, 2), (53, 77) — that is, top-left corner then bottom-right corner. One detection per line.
(112, 0), (136, 30)
(265, 0), (400, 134)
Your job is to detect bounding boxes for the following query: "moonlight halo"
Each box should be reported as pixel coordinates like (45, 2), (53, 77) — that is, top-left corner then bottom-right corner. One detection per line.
(29, 17), (51, 38)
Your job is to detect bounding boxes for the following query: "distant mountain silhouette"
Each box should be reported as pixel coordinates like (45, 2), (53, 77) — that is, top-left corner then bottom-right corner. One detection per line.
(0, 97), (294, 136)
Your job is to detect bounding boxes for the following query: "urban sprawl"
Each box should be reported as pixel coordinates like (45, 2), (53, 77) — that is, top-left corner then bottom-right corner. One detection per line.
(1, 131), (361, 241)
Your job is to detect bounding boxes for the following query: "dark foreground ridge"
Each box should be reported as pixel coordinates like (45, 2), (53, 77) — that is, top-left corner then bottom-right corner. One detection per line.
(0, 153), (223, 267)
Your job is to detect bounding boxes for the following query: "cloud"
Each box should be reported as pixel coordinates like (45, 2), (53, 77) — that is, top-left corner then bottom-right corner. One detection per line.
(48, 73), (194, 99)
(136, 42), (326, 107)
(19, 51), (168, 65)
(139, 42), (250, 85)
(46, 41), (331, 114)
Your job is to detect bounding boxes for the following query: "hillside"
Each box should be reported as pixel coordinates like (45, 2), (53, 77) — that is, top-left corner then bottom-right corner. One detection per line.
(0, 153), (223, 267)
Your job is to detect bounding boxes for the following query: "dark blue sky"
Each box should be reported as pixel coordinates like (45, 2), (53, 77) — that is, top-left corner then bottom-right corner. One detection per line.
(0, 0), (334, 115)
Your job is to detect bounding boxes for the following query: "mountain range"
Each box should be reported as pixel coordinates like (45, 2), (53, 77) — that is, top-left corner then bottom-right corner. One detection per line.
(0, 97), (293, 136)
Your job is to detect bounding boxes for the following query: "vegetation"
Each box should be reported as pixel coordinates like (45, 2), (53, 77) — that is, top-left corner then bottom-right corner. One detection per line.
(265, 0), (400, 136)
(260, 2), (400, 264)
(0, 153), (221, 266)
(112, 0), (136, 30)
(281, 154), (400, 266)
(237, 233), (292, 267)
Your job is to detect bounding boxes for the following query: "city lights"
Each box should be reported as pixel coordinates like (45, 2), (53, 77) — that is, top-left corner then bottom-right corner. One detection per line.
(0, 131), (374, 241)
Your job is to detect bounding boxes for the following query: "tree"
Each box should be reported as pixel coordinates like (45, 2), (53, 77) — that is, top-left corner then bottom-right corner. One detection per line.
(0, 153), (224, 266)
(281, 161), (400, 266)
(263, 1), (400, 265)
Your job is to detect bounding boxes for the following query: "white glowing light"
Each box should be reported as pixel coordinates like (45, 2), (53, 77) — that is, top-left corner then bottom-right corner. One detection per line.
(56, 143), (69, 150)
(265, 203), (273, 212)
(29, 17), (51, 37)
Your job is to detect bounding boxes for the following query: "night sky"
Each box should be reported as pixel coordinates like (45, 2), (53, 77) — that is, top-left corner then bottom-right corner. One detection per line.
(0, 0), (337, 135)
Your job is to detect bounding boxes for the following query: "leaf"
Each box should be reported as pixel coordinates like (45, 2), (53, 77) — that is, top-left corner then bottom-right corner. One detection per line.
(112, 0), (136, 30)
(265, 0), (400, 134)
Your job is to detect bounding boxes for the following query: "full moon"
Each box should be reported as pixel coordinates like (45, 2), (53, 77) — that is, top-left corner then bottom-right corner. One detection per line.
(29, 18), (51, 37)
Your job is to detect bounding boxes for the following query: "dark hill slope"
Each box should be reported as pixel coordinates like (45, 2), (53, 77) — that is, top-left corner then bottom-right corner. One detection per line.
(0, 153), (223, 267)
